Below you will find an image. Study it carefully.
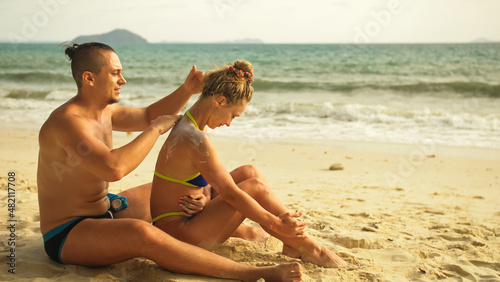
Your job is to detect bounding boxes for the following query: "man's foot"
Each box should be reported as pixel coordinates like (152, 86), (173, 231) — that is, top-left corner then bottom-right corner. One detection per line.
(232, 224), (269, 242)
(257, 262), (302, 282)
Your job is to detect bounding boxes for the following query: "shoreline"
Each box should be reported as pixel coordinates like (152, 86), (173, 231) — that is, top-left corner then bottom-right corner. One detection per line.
(1, 126), (499, 281)
(211, 134), (500, 161)
(3, 123), (499, 160)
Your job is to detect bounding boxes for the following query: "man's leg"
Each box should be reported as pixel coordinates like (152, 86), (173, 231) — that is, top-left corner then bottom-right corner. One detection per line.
(115, 183), (152, 221)
(61, 218), (302, 281)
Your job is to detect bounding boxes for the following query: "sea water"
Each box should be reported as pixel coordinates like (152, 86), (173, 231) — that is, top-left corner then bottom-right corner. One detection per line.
(1, 43), (499, 149)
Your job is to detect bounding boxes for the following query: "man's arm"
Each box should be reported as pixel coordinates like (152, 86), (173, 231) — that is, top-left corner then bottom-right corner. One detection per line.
(112, 65), (204, 132)
(56, 115), (180, 182)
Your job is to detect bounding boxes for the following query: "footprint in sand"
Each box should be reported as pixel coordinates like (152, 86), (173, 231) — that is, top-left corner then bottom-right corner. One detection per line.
(469, 260), (500, 269)
(330, 232), (388, 249)
(368, 248), (417, 266)
(440, 264), (487, 281)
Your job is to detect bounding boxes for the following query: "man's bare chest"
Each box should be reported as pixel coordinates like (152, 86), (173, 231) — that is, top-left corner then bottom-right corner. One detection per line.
(90, 117), (113, 148)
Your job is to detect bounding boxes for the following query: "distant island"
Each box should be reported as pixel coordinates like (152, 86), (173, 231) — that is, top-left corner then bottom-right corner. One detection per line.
(73, 29), (147, 44)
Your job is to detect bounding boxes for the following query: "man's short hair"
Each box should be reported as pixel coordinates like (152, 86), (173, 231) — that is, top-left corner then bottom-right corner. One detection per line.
(63, 42), (115, 88)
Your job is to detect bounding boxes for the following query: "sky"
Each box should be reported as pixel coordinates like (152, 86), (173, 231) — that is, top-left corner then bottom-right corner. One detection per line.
(1, 0), (499, 44)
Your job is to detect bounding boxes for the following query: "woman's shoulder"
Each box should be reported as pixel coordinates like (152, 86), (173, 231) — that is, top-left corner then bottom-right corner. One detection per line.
(167, 117), (212, 152)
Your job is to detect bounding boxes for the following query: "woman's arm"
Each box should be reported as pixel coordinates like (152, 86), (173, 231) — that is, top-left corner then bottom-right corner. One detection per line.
(193, 136), (306, 238)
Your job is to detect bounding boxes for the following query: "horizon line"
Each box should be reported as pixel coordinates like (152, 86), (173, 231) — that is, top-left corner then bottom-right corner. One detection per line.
(1, 40), (499, 45)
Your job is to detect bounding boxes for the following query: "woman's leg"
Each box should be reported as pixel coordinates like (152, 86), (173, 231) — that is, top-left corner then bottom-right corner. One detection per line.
(156, 165), (267, 245)
(230, 165), (290, 217)
(158, 164), (347, 268)
(230, 164), (269, 186)
(153, 165), (276, 249)
(154, 194), (247, 250)
(228, 165), (270, 242)
(230, 223), (269, 242)
(231, 166), (349, 268)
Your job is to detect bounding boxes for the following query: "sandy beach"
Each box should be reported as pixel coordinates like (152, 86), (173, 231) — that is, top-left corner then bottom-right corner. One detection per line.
(1, 126), (499, 281)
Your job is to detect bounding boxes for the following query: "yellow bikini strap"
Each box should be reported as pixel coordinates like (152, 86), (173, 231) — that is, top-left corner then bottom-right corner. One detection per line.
(185, 110), (200, 130)
(151, 212), (183, 224)
(154, 171), (200, 188)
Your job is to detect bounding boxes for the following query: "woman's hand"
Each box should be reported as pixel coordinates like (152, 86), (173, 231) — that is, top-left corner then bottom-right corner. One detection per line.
(273, 212), (308, 238)
(178, 193), (208, 217)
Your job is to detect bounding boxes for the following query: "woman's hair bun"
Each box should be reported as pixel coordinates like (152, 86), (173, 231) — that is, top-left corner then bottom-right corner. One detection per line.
(233, 60), (253, 73)
(200, 60), (254, 104)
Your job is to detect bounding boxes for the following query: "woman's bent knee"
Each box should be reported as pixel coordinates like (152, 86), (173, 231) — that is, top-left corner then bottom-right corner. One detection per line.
(232, 164), (260, 179)
(242, 164), (260, 178)
(241, 177), (270, 199)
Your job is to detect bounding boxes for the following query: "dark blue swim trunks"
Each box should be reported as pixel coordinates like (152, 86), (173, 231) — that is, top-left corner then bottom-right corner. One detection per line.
(42, 193), (127, 263)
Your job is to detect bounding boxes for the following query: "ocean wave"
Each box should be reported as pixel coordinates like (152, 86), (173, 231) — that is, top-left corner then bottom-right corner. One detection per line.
(0, 88), (77, 100)
(244, 101), (500, 132)
(3, 89), (52, 99)
(124, 76), (180, 86)
(253, 79), (500, 97)
(3, 71), (498, 99)
(0, 72), (72, 84)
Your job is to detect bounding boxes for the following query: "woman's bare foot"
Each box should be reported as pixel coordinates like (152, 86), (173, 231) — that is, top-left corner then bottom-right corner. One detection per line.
(282, 243), (349, 268)
(254, 262), (302, 282)
(232, 224), (269, 242)
(282, 244), (301, 258)
(301, 245), (350, 268)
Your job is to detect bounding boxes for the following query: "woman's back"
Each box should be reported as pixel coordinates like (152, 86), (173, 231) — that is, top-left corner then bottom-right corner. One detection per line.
(150, 114), (209, 226)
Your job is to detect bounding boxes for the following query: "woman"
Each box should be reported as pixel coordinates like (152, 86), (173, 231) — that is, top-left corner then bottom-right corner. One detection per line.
(150, 60), (349, 268)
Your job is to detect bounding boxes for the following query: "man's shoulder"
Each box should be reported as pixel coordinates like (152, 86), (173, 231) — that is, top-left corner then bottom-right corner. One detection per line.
(43, 106), (74, 128)
(40, 103), (88, 138)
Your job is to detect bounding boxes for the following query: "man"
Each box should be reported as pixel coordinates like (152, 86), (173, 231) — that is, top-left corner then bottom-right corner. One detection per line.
(37, 42), (301, 281)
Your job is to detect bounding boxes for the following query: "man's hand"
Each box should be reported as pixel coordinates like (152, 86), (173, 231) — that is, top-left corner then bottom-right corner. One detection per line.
(178, 193), (208, 217)
(150, 115), (182, 135)
(182, 65), (205, 95)
(273, 212), (307, 238)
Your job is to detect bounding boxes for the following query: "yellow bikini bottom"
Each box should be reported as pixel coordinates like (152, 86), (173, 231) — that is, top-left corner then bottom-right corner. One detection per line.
(152, 212), (183, 225)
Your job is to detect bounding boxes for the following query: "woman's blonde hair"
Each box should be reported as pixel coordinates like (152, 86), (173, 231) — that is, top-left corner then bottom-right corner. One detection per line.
(201, 60), (254, 105)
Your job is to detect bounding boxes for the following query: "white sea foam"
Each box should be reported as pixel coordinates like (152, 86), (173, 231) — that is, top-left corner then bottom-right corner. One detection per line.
(208, 94), (500, 149)
(2, 89), (500, 149)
